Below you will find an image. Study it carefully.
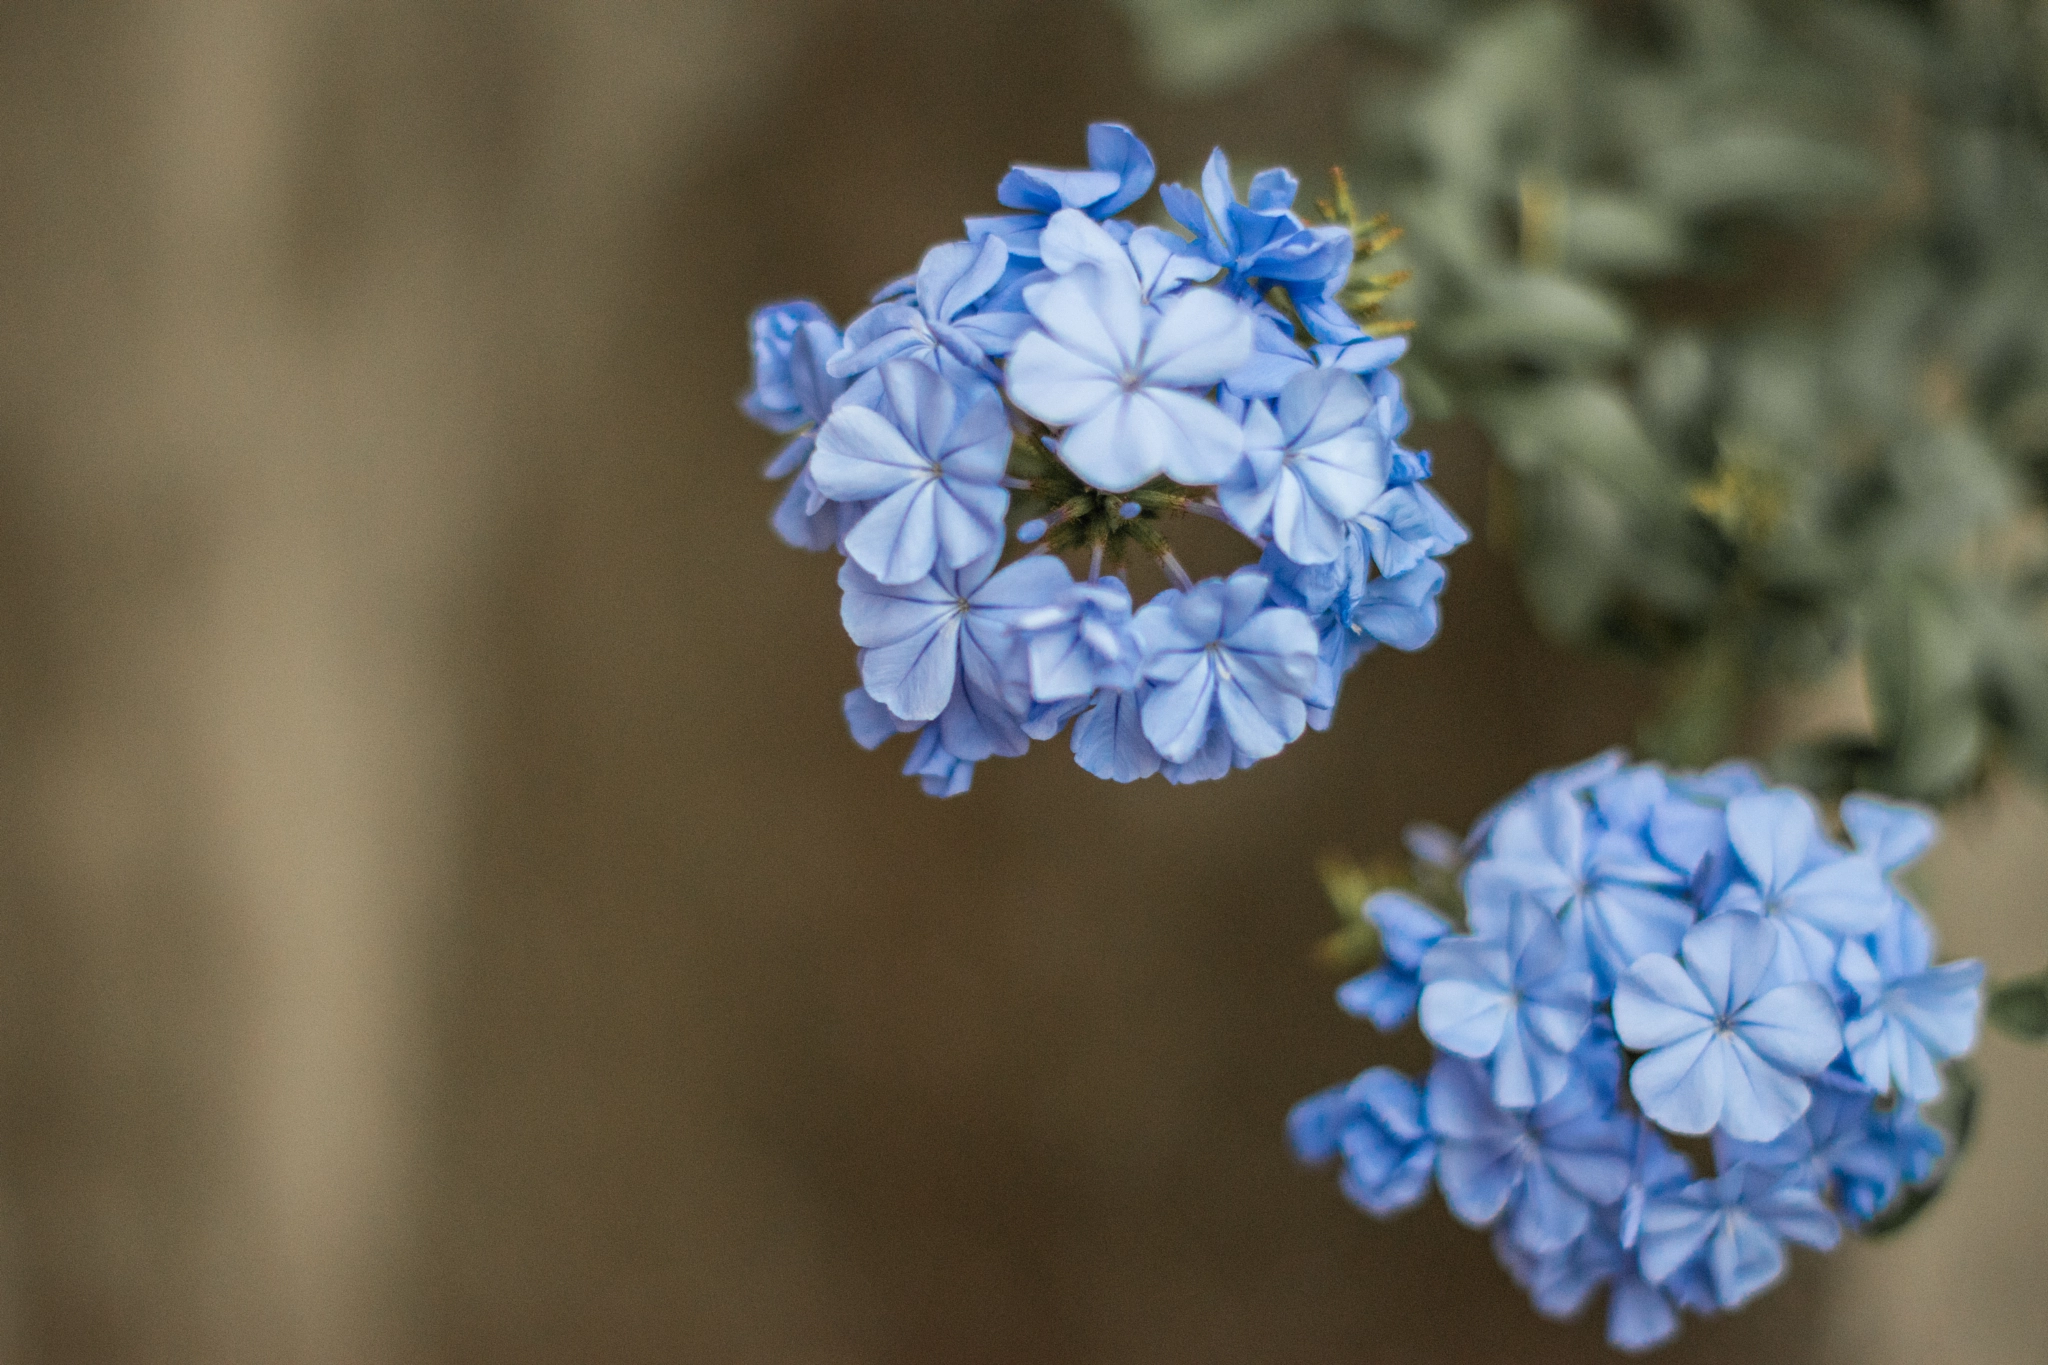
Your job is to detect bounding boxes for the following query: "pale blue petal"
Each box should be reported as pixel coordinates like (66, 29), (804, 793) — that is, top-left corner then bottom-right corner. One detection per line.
(843, 687), (911, 750)
(932, 482), (1008, 570)
(843, 480), (941, 585)
(1367, 890), (1452, 967)
(1085, 121), (1155, 215)
(1725, 790), (1819, 896)
(1614, 956), (1714, 1050)
(1139, 663), (1218, 763)
(1213, 669), (1301, 759)
(857, 611), (961, 722)
(1715, 1035), (1814, 1142)
(1781, 854), (1890, 935)
(809, 405), (927, 500)
(1055, 398), (1169, 491)
(1438, 1143), (1522, 1227)
(1070, 688), (1162, 782)
(1336, 968), (1421, 1031)
(1636, 1198), (1717, 1286)
(1840, 794), (1938, 871)
(1630, 1031), (1727, 1135)
(1419, 977), (1513, 1059)
(1198, 147), (1238, 250)
(1036, 208), (1138, 284)
(1607, 1274), (1681, 1352)
(1126, 224), (1219, 298)
(1142, 287), (1254, 388)
(1708, 1216), (1786, 1309)
(837, 562), (954, 647)
(1735, 982), (1842, 1075)
(1683, 912), (1778, 1016)
(1161, 713), (1234, 783)
(1889, 960), (1984, 1058)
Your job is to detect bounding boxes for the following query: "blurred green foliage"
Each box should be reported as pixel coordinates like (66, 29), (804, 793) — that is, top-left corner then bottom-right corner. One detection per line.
(1121, 0), (2048, 803)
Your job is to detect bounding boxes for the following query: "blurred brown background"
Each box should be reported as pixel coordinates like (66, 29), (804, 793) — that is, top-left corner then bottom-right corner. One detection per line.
(0, 1), (2040, 1362)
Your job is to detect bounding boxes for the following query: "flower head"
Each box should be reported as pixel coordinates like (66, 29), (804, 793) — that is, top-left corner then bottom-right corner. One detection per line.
(747, 125), (1458, 794)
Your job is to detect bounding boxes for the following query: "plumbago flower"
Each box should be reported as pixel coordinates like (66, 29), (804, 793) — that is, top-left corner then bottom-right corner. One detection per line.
(1291, 751), (1984, 1352)
(741, 124), (1463, 795)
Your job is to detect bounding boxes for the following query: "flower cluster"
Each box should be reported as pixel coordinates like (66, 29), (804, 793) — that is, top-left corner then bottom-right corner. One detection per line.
(1291, 752), (1984, 1352)
(742, 125), (1466, 794)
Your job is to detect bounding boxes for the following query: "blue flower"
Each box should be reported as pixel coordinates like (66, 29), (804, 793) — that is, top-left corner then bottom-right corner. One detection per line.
(1288, 1066), (1436, 1217)
(1035, 209), (1217, 306)
(1219, 318), (1410, 401)
(1011, 575), (1142, 702)
(1712, 789), (1892, 980)
(1068, 685), (1162, 783)
(743, 299), (834, 432)
(1006, 232), (1253, 491)
(741, 302), (863, 551)
(1641, 760), (1767, 873)
(830, 236), (1034, 383)
(965, 121), (1156, 263)
(1614, 912), (1844, 1141)
(838, 548), (1070, 724)
(1355, 559), (1448, 651)
(809, 360), (1011, 584)
(1336, 890), (1452, 1030)
(1464, 778), (1696, 990)
(1493, 1211), (1704, 1354)
(1636, 1164), (1841, 1311)
(1715, 1081), (1946, 1226)
(1840, 793), (1938, 873)
(902, 722), (977, 798)
(1837, 906), (1983, 1101)
(1420, 898), (1597, 1108)
(1218, 369), (1392, 564)
(842, 685), (988, 797)
(1129, 568), (1319, 767)
(1359, 483), (1470, 577)
(1160, 149), (1357, 342)
(1427, 1055), (1635, 1255)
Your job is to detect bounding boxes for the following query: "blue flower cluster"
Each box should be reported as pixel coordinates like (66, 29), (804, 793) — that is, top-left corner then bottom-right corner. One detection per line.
(742, 125), (1466, 794)
(1291, 752), (1984, 1352)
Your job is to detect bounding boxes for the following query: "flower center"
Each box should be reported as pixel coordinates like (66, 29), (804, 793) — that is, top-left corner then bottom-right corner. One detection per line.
(1118, 369), (1144, 394)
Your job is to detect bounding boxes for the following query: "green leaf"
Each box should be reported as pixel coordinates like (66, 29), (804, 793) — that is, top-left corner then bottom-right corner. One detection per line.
(1988, 970), (2048, 1042)
(1864, 1060), (1980, 1239)
(1434, 272), (1636, 371)
(1116, 0), (1345, 92)
(1642, 130), (1884, 221)
(1560, 191), (1690, 276)
(1861, 575), (1987, 800)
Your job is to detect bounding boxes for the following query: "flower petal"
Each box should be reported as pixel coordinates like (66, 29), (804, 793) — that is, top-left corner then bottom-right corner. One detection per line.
(1141, 287), (1254, 388)
(1630, 1031), (1727, 1136)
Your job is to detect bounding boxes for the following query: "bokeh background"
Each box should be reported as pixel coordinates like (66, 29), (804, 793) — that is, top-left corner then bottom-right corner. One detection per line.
(0, 1), (2041, 1362)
